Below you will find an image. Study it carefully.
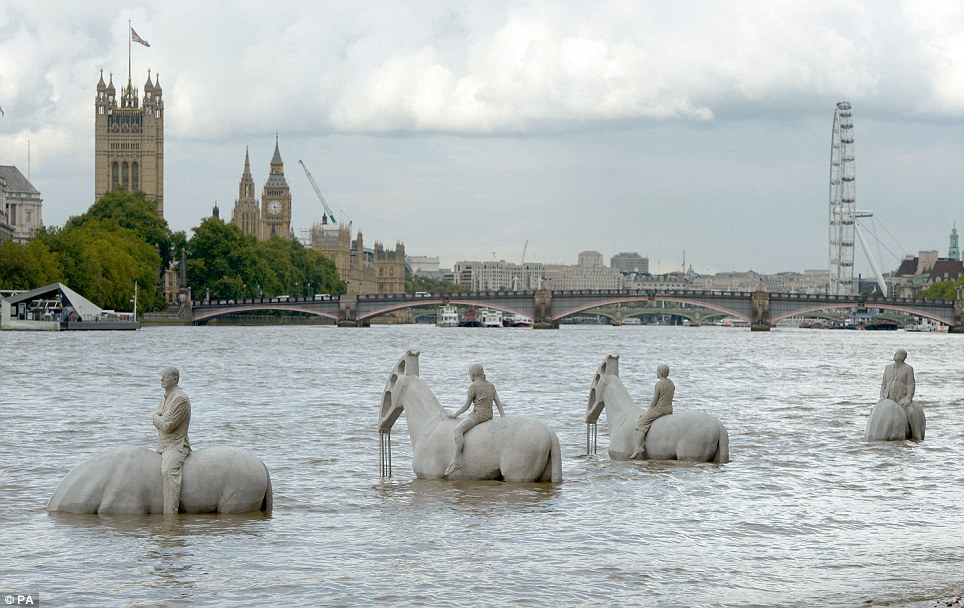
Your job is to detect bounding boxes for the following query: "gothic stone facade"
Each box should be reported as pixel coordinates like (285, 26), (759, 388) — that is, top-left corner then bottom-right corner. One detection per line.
(230, 139), (293, 241)
(310, 224), (405, 295)
(94, 70), (164, 217)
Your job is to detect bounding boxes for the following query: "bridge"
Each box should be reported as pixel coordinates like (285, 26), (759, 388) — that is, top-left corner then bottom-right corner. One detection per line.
(183, 287), (964, 331)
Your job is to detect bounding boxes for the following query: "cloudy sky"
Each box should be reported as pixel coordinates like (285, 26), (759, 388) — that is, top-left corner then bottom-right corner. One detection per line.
(1, 1), (961, 275)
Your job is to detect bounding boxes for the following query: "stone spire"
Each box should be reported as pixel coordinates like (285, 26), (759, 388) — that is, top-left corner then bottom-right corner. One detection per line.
(949, 224), (960, 261)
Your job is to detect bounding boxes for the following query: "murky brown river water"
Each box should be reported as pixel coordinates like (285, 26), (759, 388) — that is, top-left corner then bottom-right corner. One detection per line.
(2, 325), (962, 606)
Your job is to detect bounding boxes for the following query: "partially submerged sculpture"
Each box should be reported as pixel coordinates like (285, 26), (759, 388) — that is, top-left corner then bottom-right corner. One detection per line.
(47, 367), (272, 515)
(378, 351), (562, 482)
(585, 355), (729, 463)
(865, 349), (925, 442)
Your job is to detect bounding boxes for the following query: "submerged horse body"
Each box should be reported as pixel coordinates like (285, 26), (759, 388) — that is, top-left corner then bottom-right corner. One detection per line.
(865, 399), (925, 442)
(47, 445), (273, 515)
(586, 355), (729, 463)
(379, 351), (562, 482)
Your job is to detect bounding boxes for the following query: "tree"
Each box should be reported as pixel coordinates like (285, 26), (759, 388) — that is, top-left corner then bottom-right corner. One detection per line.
(33, 220), (163, 310)
(66, 189), (176, 267)
(0, 238), (63, 289)
(185, 218), (343, 301)
(918, 276), (964, 300)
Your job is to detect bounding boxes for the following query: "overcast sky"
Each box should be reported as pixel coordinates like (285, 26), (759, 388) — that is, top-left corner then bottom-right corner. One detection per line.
(1, 1), (961, 275)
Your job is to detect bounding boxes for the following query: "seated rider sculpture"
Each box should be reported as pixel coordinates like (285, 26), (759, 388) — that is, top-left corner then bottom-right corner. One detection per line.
(880, 348), (915, 407)
(630, 363), (674, 460)
(444, 364), (505, 476)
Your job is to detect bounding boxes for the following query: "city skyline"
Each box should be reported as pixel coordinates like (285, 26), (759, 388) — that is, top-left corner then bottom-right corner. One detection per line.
(1, 1), (962, 276)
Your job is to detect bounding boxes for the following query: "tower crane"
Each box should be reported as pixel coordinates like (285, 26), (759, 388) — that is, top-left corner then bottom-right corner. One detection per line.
(298, 160), (345, 226)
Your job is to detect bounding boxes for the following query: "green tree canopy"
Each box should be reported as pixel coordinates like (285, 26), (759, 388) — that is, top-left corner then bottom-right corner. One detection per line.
(0, 238), (63, 290)
(31, 220), (163, 311)
(918, 276), (964, 300)
(186, 217), (343, 300)
(66, 189), (176, 267)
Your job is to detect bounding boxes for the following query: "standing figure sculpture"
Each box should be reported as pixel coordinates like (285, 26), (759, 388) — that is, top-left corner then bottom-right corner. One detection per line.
(866, 349), (925, 442)
(444, 364), (505, 476)
(154, 367), (192, 514)
(630, 364), (675, 459)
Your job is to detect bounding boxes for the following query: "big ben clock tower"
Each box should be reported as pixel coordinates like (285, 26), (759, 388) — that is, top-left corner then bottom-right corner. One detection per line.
(260, 135), (292, 240)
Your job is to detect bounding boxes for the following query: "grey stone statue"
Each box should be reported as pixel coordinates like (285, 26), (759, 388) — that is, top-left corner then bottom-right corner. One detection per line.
(154, 367), (192, 514)
(378, 351), (562, 482)
(444, 364), (506, 476)
(585, 355), (729, 462)
(866, 349), (926, 442)
(47, 368), (273, 515)
(630, 363), (675, 459)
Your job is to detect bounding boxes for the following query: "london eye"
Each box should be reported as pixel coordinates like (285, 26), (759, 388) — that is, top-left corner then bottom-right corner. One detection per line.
(828, 102), (887, 296)
(828, 101), (857, 295)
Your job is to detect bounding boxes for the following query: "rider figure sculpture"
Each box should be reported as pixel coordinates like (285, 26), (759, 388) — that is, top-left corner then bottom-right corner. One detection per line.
(444, 364), (505, 476)
(880, 348), (915, 408)
(154, 367), (192, 514)
(630, 363), (674, 460)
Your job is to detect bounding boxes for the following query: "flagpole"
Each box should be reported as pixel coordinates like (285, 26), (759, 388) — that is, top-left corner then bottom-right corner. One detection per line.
(128, 20), (132, 84)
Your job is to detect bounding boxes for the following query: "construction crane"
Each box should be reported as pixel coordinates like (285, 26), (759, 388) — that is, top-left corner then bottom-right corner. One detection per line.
(298, 160), (343, 226)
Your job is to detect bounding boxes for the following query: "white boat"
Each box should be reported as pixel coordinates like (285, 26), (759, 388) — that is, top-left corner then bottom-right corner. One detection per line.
(905, 318), (945, 332)
(437, 305), (459, 328)
(480, 309), (503, 327)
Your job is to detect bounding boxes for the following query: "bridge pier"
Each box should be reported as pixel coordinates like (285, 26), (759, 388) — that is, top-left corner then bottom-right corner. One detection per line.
(533, 288), (558, 329)
(953, 286), (964, 333)
(751, 289), (771, 331)
(178, 289), (194, 325)
(338, 294), (368, 328)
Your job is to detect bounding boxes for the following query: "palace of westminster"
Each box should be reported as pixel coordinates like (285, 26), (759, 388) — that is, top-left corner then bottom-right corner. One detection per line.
(89, 69), (406, 298)
(2, 69), (961, 302)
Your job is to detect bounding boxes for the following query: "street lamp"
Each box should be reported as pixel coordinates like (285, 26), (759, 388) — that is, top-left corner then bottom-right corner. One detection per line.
(243, 283), (247, 300)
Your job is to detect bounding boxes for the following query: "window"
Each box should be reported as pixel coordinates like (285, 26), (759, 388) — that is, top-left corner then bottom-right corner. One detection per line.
(122, 162), (129, 189)
(132, 162), (139, 191)
(112, 162), (119, 187)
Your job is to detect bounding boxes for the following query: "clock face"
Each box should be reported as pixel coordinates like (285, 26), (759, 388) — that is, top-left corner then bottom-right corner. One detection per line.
(268, 200), (282, 215)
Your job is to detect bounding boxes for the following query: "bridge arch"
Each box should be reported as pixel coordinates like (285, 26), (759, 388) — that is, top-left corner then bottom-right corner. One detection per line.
(192, 304), (340, 323)
(770, 301), (952, 325)
(355, 297), (533, 322)
(551, 295), (752, 324)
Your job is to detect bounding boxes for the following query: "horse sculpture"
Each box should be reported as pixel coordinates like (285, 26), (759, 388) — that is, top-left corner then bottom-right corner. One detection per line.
(585, 355), (729, 463)
(378, 351), (562, 482)
(865, 399), (925, 442)
(47, 445), (272, 515)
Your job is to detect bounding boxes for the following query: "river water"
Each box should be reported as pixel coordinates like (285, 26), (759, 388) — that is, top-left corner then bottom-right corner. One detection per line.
(2, 324), (962, 607)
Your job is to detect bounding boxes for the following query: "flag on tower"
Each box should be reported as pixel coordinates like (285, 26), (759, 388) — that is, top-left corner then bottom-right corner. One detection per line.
(0, 104), (4, 117)
(131, 27), (150, 47)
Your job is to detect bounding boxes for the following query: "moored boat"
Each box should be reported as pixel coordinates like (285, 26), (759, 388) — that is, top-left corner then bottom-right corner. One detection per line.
(503, 314), (533, 328)
(480, 309), (503, 328)
(436, 305), (459, 327)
